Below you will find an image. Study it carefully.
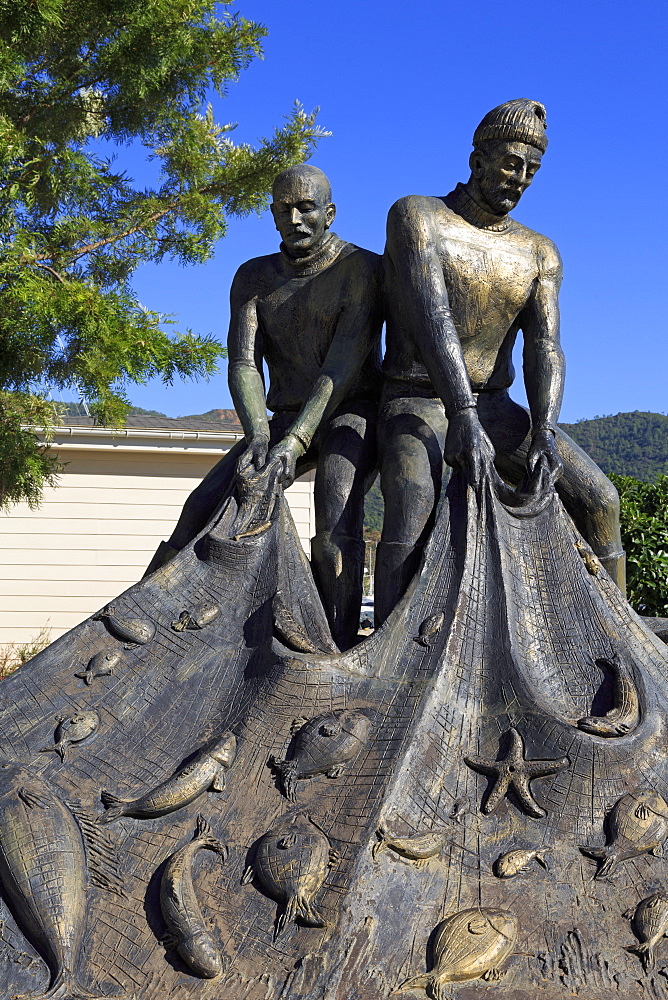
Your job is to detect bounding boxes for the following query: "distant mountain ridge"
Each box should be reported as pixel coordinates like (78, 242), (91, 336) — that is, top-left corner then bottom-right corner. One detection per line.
(179, 408), (240, 425)
(61, 403), (241, 427)
(560, 411), (668, 481)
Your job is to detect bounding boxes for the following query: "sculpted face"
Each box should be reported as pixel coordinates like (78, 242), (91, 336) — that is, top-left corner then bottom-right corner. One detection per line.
(470, 140), (543, 214)
(271, 166), (335, 255)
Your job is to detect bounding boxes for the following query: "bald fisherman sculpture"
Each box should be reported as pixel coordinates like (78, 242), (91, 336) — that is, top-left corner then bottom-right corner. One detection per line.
(148, 165), (382, 649)
(375, 99), (625, 624)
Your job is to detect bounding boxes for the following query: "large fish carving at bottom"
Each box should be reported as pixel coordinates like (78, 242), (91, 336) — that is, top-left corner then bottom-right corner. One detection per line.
(0, 761), (119, 999)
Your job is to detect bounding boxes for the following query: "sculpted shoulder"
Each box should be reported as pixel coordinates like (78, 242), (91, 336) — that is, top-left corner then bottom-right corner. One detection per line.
(388, 194), (447, 225)
(387, 195), (449, 251)
(509, 221), (563, 280)
(231, 252), (282, 296)
(343, 245), (383, 281)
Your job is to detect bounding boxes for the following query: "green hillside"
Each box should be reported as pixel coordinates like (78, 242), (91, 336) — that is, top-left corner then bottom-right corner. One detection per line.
(561, 411), (668, 481)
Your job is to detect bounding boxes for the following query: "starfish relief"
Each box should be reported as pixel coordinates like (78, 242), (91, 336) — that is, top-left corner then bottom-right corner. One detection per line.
(464, 727), (570, 818)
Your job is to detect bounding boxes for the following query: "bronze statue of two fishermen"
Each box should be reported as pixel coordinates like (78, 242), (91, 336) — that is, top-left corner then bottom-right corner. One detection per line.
(151, 98), (625, 650)
(6, 100), (668, 1000)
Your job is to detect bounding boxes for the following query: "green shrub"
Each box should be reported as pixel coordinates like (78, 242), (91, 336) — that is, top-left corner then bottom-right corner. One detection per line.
(610, 474), (668, 617)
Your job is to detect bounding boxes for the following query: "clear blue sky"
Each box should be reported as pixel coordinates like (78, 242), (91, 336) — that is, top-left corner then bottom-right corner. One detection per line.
(120, 0), (666, 423)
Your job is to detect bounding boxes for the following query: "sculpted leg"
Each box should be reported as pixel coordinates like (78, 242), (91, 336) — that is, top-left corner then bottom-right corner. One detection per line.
(312, 403), (377, 650)
(374, 393), (447, 627)
(481, 392), (626, 592)
(552, 428), (625, 591)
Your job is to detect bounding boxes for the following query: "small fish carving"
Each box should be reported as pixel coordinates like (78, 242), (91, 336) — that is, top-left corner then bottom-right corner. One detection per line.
(241, 813), (338, 938)
(99, 731), (237, 822)
(576, 541), (601, 575)
(93, 604), (156, 648)
(160, 815), (228, 979)
(271, 709), (371, 801)
(581, 790), (668, 878)
(232, 457), (282, 537)
(373, 825), (449, 867)
(0, 762), (105, 998)
(272, 592), (322, 654)
(450, 797), (469, 823)
(392, 907), (518, 996)
(625, 891), (668, 971)
(39, 711), (100, 761)
(171, 600), (220, 632)
(232, 520), (272, 541)
(75, 649), (121, 686)
(577, 652), (640, 737)
(493, 847), (549, 879)
(413, 612), (445, 649)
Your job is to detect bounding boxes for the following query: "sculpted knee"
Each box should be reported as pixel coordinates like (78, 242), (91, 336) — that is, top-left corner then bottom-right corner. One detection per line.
(382, 470), (434, 520)
(594, 475), (621, 523)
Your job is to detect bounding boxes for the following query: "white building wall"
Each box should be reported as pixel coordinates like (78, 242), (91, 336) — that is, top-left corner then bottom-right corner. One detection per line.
(0, 442), (315, 649)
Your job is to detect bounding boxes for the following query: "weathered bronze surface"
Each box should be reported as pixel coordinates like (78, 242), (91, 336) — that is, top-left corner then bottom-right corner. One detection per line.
(0, 103), (668, 1000)
(0, 457), (666, 998)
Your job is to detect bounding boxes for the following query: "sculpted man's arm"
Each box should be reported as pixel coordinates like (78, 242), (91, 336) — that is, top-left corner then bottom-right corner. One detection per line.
(520, 238), (565, 479)
(386, 197), (495, 484)
(227, 265), (271, 471)
(269, 256), (383, 486)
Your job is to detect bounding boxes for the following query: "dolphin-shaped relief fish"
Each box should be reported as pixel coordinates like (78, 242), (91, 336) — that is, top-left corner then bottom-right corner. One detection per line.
(577, 652), (640, 737)
(160, 816), (228, 979)
(99, 732), (237, 823)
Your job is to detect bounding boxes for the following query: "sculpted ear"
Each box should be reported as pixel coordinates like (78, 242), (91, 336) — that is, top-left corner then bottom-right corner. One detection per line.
(325, 203), (336, 228)
(270, 203), (280, 230)
(469, 150), (485, 177)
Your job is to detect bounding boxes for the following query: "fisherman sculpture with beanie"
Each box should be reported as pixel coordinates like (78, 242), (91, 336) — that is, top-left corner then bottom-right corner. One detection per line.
(374, 99), (625, 623)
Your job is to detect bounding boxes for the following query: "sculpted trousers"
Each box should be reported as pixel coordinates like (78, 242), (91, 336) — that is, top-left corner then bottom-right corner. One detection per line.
(374, 386), (624, 626)
(148, 401), (377, 650)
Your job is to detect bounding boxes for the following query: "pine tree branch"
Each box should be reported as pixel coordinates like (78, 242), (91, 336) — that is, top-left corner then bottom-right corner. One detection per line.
(33, 198), (181, 264)
(30, 158), (290, 266)
(33, 262), (67, 283)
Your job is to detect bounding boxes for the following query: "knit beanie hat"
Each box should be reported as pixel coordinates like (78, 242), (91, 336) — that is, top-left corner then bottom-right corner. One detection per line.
(473, 99), (548, 153)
